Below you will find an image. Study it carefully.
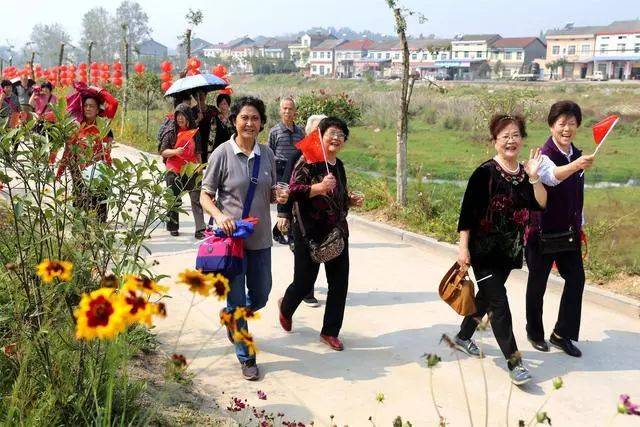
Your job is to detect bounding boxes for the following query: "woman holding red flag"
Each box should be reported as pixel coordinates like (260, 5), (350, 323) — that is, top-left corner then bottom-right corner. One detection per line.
(277, 116), (364, 351)
(159, 103), (206, 239)
(525, 101), (595, 358)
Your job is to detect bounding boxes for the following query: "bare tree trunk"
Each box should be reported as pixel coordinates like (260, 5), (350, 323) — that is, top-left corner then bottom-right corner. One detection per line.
(57, 44), (65, 86)
(185, 29), (192, 58)
(145, 89), (150, 136)
(87, 41), (94, 81)
(29, 52), (36, 80)
(121, 40), (129, 134)
(0, 58), (4, 75)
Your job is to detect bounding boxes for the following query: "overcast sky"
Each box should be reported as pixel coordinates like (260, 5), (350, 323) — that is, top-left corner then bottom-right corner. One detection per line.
(2, 0), (639, 49)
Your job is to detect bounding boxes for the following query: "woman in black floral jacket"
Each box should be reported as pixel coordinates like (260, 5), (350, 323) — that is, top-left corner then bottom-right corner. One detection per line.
(453, 114), (547, 386)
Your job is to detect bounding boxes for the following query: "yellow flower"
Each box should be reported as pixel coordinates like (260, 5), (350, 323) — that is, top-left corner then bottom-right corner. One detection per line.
(152, 302), (167, 318)
(233, 306), (261, 321)
(211, 274), (230, 301)
(220, 309), (234, 328)
(121, 289), (155, 326)
(74, 288), (128, 340)
(233, 328), (258, 355)
(124, 274), (168, 295)
(36, 259), (73, 283)
(177, 269), (214, 297)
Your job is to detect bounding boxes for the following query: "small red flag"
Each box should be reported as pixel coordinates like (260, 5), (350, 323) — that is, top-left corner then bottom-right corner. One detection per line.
(295, 128), (326, 164)
(592, 115), (619, 145)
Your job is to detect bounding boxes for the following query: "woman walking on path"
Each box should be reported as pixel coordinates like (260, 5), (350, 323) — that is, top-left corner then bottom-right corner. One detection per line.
(200, 96), (287, 380)
(159, 103), (206, 239)
(277, 116), (364, 351)
(29, 82), (57, 118)
(525, 101), (594, 357)
(454, 114), (547, 385)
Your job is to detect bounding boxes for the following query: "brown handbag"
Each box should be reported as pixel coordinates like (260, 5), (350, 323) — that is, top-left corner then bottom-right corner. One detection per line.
(439, 263), (477, 316)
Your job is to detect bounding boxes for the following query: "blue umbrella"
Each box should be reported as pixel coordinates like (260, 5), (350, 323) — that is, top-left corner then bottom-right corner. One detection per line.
(164, 73), (228, 97)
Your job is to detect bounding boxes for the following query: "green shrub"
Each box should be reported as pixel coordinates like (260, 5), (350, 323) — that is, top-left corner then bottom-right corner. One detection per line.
(296, 89), (362, 125)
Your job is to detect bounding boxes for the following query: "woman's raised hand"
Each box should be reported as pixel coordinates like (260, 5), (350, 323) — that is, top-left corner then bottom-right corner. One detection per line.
(524, 147), (543, 180)
(320, 173), (337, 194)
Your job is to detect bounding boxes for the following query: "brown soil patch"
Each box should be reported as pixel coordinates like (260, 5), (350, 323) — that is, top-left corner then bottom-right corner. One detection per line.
(597, 273), (640, 300)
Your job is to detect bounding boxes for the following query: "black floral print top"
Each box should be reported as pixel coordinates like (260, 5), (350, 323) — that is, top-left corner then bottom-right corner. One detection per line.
(458, 159), (542, 270)
(289, 156), (350, 241)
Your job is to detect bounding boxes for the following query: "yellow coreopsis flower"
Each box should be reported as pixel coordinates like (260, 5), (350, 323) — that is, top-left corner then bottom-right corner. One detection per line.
(123, 274), (168, 295)
(121, 289), (155, 326)
(177, 269), (214, 297)
(233, 306), (261, 321)
(211, 274), (230, 301)
(74, 288), (129, 340)
(233, 328), (258, 355)
(35, 259), (73, 283)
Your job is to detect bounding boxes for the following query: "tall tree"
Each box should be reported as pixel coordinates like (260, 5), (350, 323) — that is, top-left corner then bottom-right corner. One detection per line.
(80, 7), (118, 62)
(29, 23), (71, 67)
(116, 1), (151, 62)
(385, 1), (424, 206)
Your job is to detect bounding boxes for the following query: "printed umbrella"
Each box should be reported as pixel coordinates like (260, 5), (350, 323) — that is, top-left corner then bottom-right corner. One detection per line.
(163, 73), (228, 97)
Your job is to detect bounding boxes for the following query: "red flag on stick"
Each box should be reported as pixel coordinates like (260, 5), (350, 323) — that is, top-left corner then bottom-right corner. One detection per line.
(295, 128), (329, 172)
(592, 115), (619, 154)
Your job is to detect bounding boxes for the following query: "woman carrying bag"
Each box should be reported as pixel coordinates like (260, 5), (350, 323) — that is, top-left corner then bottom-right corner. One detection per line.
(454, 114), (547, 386)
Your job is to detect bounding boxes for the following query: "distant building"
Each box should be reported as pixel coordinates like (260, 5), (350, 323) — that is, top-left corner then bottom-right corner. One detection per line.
(594, 20), (640, 79)
(490, 37), (547, 77)
(289, 33), (337, 68)
(545, 25), (602, 79)
(257, 38), (293, 60)
(309, 39), (347, 77)
(136, 39), (168, 58)
(450, 34), (501, 79)
(334, 39), (376, 78)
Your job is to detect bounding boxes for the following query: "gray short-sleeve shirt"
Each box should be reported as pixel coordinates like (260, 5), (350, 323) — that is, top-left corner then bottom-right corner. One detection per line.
(202, 136), (276, 250)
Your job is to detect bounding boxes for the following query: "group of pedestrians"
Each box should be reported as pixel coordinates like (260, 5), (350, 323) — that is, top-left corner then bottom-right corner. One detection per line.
(454, 101), (593, 385)
(158, 91), (592, 384)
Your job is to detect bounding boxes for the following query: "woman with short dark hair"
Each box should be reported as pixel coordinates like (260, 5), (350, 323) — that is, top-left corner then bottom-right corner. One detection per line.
(277, 116), (364, 352)
(200, 95), (287, 381)
(525, 100), (595, 358)
(454, 114), (546, 385)
(211, 93), (233, 153)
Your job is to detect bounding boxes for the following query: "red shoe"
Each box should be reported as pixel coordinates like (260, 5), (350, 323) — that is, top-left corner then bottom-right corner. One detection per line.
(278, 298), (292, 332)
(320, 334), (344, 351)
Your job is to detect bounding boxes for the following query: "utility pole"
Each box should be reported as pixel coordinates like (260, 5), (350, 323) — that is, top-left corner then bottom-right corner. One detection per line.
(29, 52), (36, 80)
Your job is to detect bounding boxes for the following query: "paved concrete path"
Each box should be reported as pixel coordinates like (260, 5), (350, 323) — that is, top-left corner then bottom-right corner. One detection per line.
(115, 145), (640, 427)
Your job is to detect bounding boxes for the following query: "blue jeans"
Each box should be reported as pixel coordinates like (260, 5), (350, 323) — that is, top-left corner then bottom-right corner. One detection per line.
(225, 248), (272, 363)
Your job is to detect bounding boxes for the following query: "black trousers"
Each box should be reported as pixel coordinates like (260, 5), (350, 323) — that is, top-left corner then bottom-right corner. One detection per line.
(165, 172), (205, 233)
(458, 267), (519, 361)
(525, 241), (585, 341)
(280, 228), (349, 337)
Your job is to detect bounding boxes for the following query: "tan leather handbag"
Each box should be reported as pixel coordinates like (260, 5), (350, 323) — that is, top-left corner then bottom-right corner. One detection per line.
(439, 263), (477, 316)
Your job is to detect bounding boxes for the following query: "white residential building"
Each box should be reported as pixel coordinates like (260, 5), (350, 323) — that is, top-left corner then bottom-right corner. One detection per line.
(593, 20), (640, 79)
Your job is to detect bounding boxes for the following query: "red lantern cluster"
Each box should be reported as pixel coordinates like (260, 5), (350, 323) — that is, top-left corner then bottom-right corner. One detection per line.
(186, 57), (202, 76)
(212, 64), (233, 95)
(160, 61), (174, 92)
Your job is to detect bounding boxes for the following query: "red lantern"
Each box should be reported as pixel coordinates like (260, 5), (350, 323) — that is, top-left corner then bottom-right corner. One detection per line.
(112, 77), (123, 87)
(220, 88), (233, 95)
(79, 75), (88, 84)
(160, 61), (173, 72)
(60, 64), (68, 72)
(113, 70), (123, 79)
(134, 62), (145, 74)
(69, 64), (76, 72)
(113, 61), (123, 71)
(101, 63), (109, 72)
(187, 57), (201, 70)
(78, 62), (87, 70)
(90, 62), (99, 70)
(160, 72), (172, 82)
(79, 69), (87, 77)
(101, 70), (110, 79)
(161, 81), (172, 92)
(213, 64), (227, 77)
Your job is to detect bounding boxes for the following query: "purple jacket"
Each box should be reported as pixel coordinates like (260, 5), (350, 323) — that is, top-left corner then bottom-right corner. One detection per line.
(530, 137), (584, 236)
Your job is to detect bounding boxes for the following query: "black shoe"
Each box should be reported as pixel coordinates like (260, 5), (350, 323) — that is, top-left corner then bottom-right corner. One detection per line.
(302, 296), (320, 307)
(528, 336), (550, 352)
(549, 333), (582, 357)
(169, 230), (179, 237)
(194, 230), (205, 240)
(241, 359), (259, 381)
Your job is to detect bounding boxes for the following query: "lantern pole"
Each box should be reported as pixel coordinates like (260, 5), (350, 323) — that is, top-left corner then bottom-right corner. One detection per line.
(57, 44), (65, 86)
(87, 41), (94, 81)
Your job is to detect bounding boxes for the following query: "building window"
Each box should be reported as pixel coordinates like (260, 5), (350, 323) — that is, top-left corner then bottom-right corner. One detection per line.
(618, 35), (627, 39)
(377, 53), (382, 59)
(600, 44), (608, 54)
(346, 52), (352, 59)
(440, 53), (446, 60)
(581, 44), (590, 54)
(635, 43), (640, 53)
(463, 51), (469, 58)
(477, 51), (483, 58)
(601, 36), (609, 40)
(411, 53), (417, 60)
(328, 52), (332, 59)
(319, 65), (325, 75)
(312, 65), (317, 72)
(394, 53), (400, 60)
(312, 52), (317, 59)
(568, 45), (576, 55)
(386, 53), (390, 59)
(320, 52), (325, 59)
(504, 52), (512, 60)
(552, 45), (560, 55)
(454, 52), (459, 58)
(617, 43), (626, 53)
(516, 51), (523, 60)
